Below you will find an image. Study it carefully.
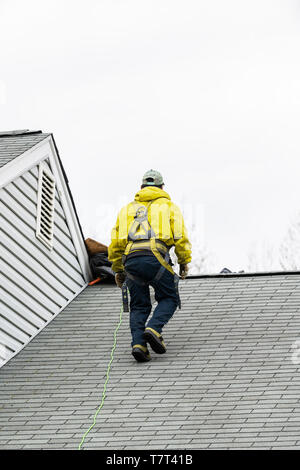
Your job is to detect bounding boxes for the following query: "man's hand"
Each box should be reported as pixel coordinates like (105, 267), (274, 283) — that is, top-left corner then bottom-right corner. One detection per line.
(179, 264), (189, 279)
(115, 272), (126, 288)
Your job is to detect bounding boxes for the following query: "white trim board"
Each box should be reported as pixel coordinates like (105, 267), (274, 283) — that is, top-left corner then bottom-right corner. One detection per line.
(48, 138), (92, 282)
(0, 136), (51, 189)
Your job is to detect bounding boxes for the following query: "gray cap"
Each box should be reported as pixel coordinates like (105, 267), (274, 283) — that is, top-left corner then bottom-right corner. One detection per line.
(142, 169), (164, 186)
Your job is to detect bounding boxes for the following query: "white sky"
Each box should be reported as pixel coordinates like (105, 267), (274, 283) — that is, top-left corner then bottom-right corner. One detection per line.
(1, 0), (300, 272)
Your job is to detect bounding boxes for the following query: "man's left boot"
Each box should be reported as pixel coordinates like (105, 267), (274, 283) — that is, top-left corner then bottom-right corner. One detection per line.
(144, 327), (167, 354)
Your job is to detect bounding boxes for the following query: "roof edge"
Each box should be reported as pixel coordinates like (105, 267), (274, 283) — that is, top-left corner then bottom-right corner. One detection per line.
(49, 134), (85, 242)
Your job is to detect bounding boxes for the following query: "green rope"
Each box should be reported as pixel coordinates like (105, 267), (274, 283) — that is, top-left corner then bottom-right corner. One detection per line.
(78, 304), (124, 450)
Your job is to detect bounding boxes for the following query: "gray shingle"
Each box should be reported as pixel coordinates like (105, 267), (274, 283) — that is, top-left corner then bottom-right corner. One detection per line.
(0, 130), (50, 168)
(1, 273), (300, 449)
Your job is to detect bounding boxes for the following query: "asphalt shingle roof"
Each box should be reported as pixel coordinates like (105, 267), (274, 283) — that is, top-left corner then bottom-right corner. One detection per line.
(0, 273), (300, 450)
(0, 130), (50, 169)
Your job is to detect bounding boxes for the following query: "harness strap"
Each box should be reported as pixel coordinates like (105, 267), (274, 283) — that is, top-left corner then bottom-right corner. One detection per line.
(122, 241), (133, 266)
(121, 198), (181, 310)
(122, 280), (129, 312)
(123, 268), (181, 310)
(128, 201), (156, 241)
(125, 271), (148, 286)
(150, 238), (174, 275)
(174, 273), (181, 309)
(125, 249), (170, 286)
(126, 239), (168, 252)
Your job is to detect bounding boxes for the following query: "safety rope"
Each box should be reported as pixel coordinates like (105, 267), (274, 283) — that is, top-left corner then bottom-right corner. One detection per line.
(78, 302), (124, 450)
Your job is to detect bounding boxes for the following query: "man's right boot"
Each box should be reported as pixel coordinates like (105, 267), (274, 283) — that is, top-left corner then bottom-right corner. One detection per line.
(132, 344), (151, 362)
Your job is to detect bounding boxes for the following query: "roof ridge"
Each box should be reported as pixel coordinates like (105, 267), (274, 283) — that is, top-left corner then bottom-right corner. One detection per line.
(0, 129), (43, 137)
(187, 270), (300, 279)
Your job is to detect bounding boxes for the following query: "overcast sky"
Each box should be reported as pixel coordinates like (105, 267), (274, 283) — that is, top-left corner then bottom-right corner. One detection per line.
(1, 0), (300, 273)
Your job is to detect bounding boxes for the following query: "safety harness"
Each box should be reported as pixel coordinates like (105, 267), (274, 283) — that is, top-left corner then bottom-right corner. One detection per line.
(121, 200), (181, 312)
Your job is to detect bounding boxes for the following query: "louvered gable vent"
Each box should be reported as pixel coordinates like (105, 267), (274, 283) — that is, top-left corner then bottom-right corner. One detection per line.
(36, 162), (55, 249)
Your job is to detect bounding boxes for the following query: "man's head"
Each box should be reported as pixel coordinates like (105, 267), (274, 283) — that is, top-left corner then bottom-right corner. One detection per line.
(141, 169), (164, 189)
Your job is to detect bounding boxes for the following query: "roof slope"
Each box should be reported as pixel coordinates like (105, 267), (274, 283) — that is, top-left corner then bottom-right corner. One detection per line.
(0, 130), (50, 168)
(0, 274), (300, 450)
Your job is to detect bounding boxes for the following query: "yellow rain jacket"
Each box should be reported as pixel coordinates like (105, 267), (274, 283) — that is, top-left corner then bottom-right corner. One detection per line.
(108, 186), (192, 273)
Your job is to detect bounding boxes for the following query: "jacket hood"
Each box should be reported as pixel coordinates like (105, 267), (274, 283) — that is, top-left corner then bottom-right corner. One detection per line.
(134, 186), (171, 202)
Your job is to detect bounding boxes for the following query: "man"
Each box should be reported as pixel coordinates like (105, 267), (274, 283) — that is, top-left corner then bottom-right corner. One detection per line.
(108, 169), (192, 362)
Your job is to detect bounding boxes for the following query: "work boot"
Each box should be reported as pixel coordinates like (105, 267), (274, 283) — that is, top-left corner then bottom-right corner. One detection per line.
(144, 327), (166, 354)
(132, 345), (151, 362)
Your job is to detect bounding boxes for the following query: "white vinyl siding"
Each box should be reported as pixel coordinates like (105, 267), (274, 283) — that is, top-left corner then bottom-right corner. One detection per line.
(0, 159), (86, 368)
